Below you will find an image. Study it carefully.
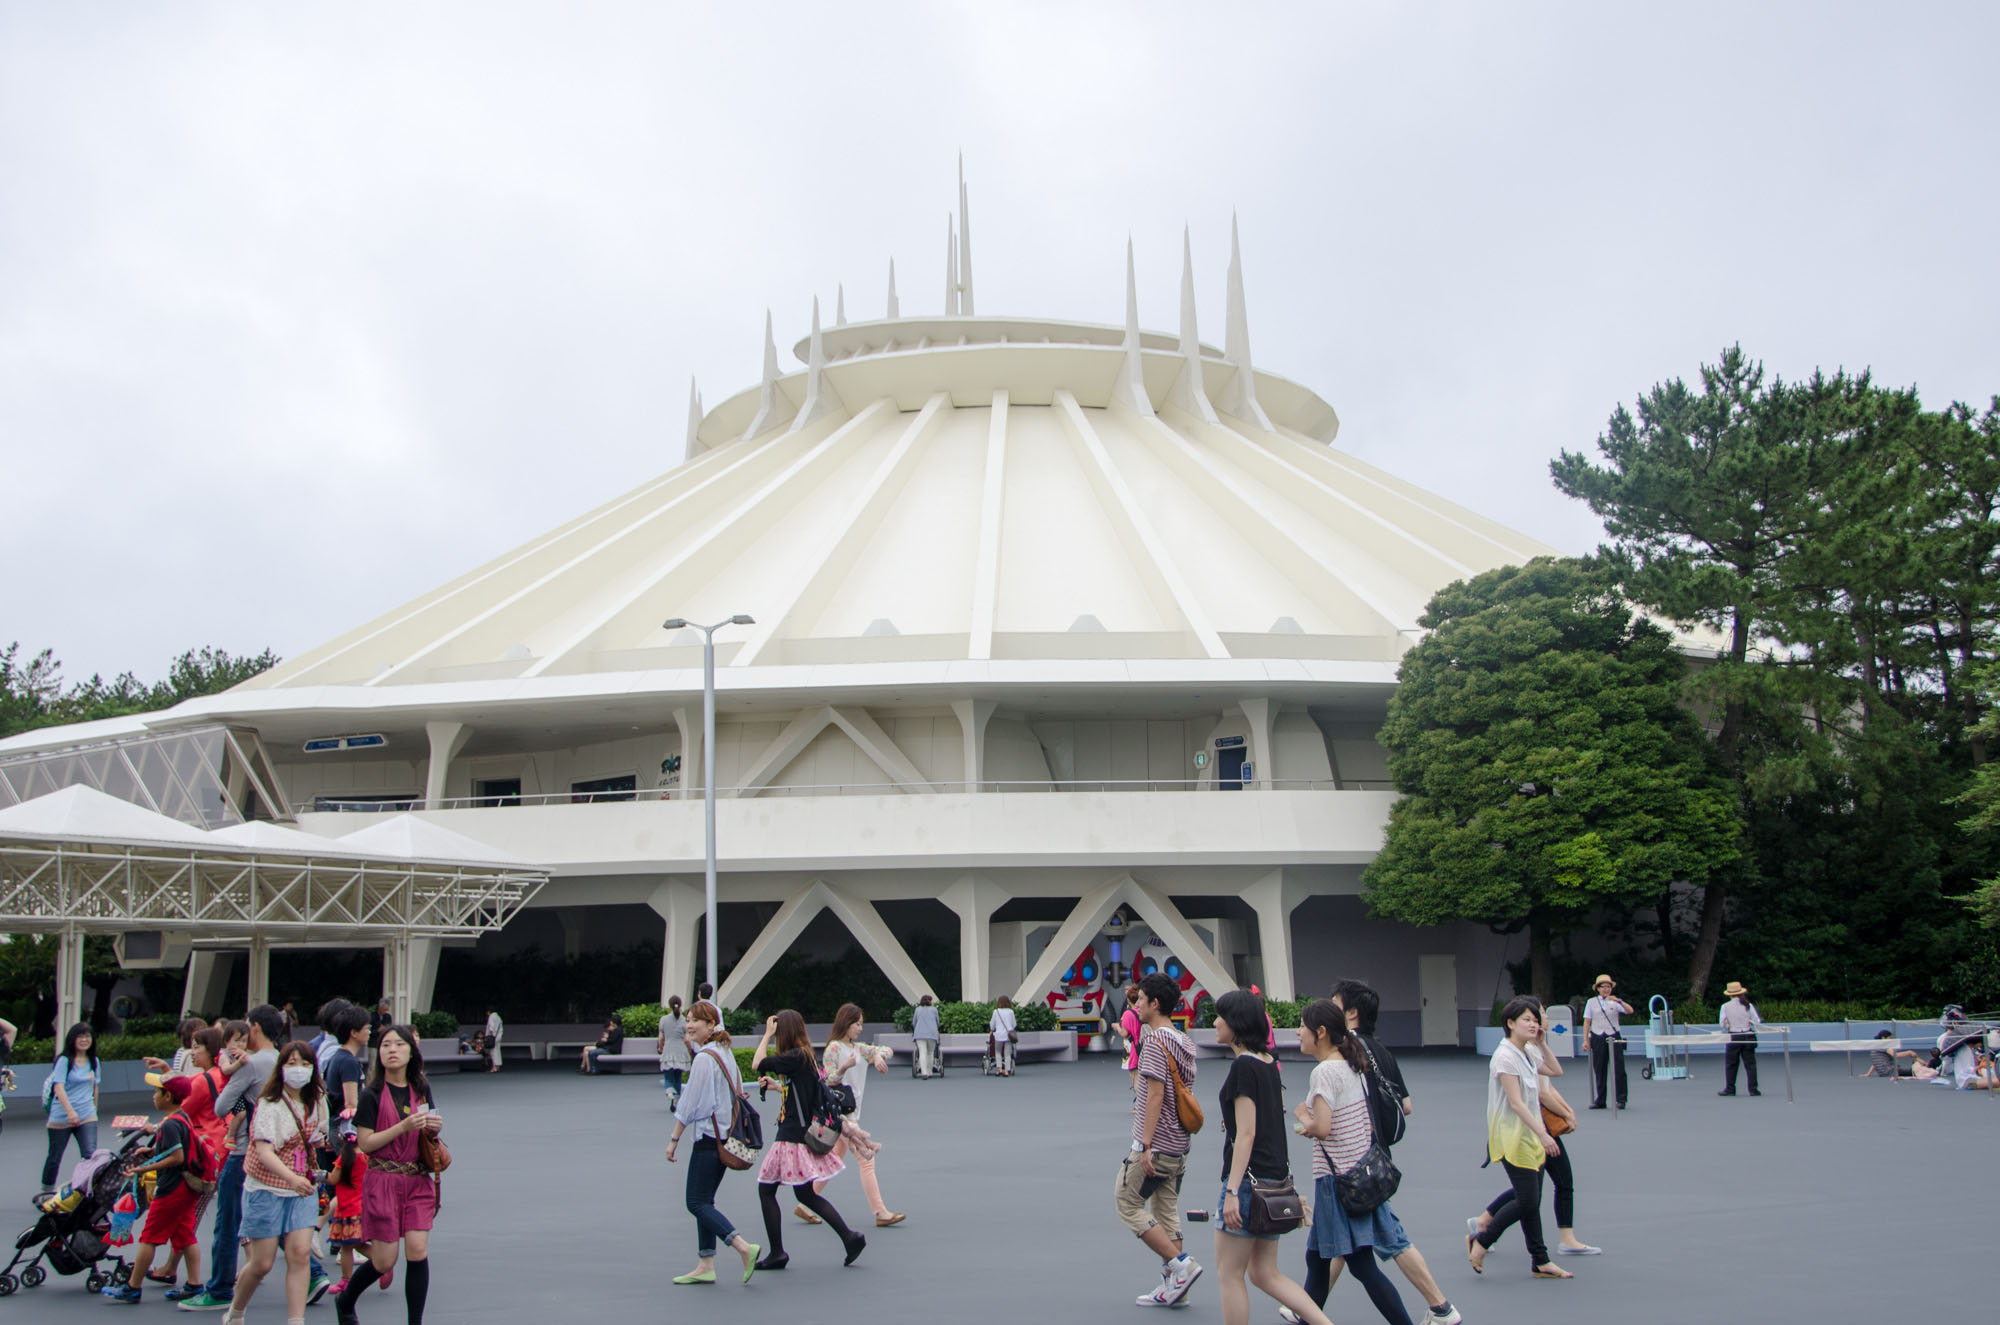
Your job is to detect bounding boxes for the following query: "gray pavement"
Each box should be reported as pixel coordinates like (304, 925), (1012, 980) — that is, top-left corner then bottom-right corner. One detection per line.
(0, 1049), (1987, 1323)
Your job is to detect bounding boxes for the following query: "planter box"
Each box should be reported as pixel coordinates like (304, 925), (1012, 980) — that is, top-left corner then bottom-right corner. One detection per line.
(873, 1030), (1076, 1063)
(3, 1058), (156, 1102)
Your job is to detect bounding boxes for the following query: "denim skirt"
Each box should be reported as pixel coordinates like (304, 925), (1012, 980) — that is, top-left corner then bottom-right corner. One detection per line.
(1309, 1174), (1411, 1260)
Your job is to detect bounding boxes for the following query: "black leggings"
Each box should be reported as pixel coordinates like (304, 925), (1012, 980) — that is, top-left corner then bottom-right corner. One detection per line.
(757, 1181), (855, 1257)
(1303, 1247), (1413, 1325)
(1487, 1135), (1573, 1229)
(1477, 1161), (1549, 1268)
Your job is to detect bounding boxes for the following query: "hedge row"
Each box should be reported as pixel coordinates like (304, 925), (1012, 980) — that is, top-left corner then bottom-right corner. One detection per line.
(1489, 998), (1944, 1027)
(11, 1033), (182, 1066)
(887, 1001), (1057, 1034)
(615, 1004), (760, 1039)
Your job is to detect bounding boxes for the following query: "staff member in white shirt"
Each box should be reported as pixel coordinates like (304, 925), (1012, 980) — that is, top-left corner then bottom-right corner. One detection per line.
(1581, 974), (1632, 1111)
(1716, 981), (1761, 1097)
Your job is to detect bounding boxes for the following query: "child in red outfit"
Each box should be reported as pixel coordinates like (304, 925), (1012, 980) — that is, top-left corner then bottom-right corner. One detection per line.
(104, 1076), (206, 1302)
(326, 1117), (369, 1292)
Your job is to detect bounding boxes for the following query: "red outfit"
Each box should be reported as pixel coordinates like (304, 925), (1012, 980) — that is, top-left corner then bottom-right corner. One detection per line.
(329, 1152), (369, 1247)
(138, 1181), (199, 1251)
(359, 1085), (437, 1243)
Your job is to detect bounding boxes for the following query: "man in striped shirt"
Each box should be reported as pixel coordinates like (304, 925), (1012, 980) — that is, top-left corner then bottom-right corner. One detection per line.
(1121, 973), (1202, 1308)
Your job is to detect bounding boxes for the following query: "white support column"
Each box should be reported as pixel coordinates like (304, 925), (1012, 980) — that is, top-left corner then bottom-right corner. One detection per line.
(246, 936), (271, 1010)
(950, 699), (997, 792)
(1240, 870), (1312, 1001)
(673, 707), (703, 797)
(648, 879), (706, 1004)
(818, 884), (936, 1006)
(1122, 879), (1240, 1004)
(423, 721), (472, 810)
(387, 935), (413, 1024)
(1238, 699), (1276, 790)
(55, 923), (86, 1037)
(1012, 876), (1130, 1008)
(407, 938), (441, 1015)
(940, 875), (1008, 1001)
(716, 881), (827, 1010)
(717, 880), (937, 1009)
(182, 950), (236, 1018)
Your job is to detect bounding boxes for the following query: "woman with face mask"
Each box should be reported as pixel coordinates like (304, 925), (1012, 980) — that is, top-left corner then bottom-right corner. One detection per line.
(226, 1041), (328, 1325)
(335, 1026), (443, 1325)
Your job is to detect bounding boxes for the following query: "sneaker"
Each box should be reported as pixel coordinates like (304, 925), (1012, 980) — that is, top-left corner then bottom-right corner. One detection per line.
(308, 1271), (333, 1304)
(330, 1279), (350, 1298)
(178, 1291), (235, 1311)
(103, 1283), (143, 1303)
(1161, 1257), (1202, 1306)
(1277, 1310), (1302, 1324)
(165, 1284), (205, 1302)
(1557, 1242), (1602, 1255)
(1428, 1305), (1463, 1324)
(1138, 1284), (1177, 1307)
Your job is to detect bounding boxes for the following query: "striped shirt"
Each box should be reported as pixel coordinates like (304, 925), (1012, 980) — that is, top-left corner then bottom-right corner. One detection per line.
(1133, 1025), (1196, 1155)
(1308, 1057), (1372, 1177)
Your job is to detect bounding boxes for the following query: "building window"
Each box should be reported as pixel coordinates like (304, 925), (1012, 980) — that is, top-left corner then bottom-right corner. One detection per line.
(311, 793), (422, 813)
(473, 777), (522, 808)
(570, 774), (636, 804)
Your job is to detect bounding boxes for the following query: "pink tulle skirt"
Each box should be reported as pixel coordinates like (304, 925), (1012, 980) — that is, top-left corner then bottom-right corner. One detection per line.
(759, 1140), (845, 1186)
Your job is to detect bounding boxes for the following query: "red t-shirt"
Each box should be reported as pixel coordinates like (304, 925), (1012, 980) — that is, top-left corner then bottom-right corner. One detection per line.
(333, 1152), (369, 1217)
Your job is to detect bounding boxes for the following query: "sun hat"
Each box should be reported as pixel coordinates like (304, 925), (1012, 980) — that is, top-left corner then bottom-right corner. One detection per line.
(1722, 981), (1748, 998)
(1592, 974), (1614, 988)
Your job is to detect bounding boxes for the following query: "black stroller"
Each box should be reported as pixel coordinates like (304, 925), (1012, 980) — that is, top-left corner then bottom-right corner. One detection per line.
(0, 1128), (148, 1296)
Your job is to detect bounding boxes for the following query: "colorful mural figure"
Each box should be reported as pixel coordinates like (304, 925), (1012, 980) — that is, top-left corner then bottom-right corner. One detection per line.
(1044, 930), (1210, 1046)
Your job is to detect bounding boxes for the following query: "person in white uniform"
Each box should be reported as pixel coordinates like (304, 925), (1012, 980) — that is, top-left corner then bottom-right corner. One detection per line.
(1581, 974), (1632, 1110)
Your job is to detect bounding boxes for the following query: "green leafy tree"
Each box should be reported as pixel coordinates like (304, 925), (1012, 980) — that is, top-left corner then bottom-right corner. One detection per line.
(1363, 558), (1741, 1002)
(0, 643), (279, 739)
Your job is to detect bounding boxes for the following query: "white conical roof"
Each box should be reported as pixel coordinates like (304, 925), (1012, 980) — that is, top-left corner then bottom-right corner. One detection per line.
(243, 211), (1555, 693)
(0, 784), (217, 847)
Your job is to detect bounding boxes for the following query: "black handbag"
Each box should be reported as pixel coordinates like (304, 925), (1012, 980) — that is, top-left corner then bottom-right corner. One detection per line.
(1333, 1141), (1402, 1215)
(702, 1048), (763, 1171)
(1243, 1175), (1306, 1235)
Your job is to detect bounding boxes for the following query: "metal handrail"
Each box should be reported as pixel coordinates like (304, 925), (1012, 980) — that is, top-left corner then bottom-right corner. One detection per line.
(349, 777), (1395, 811)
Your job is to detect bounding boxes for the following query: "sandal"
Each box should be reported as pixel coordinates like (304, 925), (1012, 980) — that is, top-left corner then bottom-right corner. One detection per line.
(1465, 1235), (1484, 1274)
(794, 1203), (823, 1224)
(1531, 1264), (1574, 1279)
(874, 1212), (906, 1227)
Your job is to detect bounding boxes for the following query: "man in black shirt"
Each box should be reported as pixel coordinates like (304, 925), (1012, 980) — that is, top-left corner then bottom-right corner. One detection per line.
(1325, 980), (1460, 1325)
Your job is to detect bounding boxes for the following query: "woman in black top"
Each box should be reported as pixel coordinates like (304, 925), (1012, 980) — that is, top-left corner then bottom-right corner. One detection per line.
(1212, 990), (1332, 1325)
(749, 1010), (864, 1270)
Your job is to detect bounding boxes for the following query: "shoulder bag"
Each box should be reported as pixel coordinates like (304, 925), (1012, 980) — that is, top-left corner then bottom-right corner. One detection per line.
(391, 1088), (451, 1174)
(702, 1046), (763, 1170)
(1164, 1048), (1204, 1135)
(795, 1074), (842, 1154)
(1243, 1175), (1305, 1235)
(1315, 1073), (1403, 1215)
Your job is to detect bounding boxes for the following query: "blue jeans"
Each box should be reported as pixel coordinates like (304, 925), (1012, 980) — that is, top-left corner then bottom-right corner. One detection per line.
(685, 1138), (736, 1257)
(663, 1067), (685, 1096)
(41, 1119), (99, 1189)
(203, 1152), (247, 1295)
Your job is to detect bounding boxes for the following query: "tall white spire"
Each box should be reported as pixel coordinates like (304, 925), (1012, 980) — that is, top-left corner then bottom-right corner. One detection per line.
(1109, 238), (1154, 416)
(685, 377), (702, 457)
(1216, 213), (1274, 430)
(740, 309), (797, 441)
(836, 284), (846, 326)
(957, 154), (974, 316)
(1168, 226), (1218, 422)
(886, 258), (900, 319)
(791, 295), (846, 432)
(944, 214), (960, 316)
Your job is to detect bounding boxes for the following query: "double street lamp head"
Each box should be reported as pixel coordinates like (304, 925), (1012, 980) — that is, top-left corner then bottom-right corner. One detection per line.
(661, 615), (757, 632)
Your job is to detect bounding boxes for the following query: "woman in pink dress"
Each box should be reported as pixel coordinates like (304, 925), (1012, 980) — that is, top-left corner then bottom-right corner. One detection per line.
(333, 1026), (442, 1325)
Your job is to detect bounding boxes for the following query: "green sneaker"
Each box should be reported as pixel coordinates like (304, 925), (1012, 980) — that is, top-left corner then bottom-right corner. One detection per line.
(176, 1290), (234, 1311)
(308, 1273), (333, 1304)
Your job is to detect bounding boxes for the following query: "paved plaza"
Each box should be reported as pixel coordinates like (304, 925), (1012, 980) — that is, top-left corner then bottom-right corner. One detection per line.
(0, 1050), (1986, 1323)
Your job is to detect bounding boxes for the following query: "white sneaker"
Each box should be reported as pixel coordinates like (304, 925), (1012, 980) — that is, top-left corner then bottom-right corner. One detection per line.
(1161, 1257), (1202, 1306)
(1278, 1310), (1303, 1324)
(1427, 1306), (1464, 1325)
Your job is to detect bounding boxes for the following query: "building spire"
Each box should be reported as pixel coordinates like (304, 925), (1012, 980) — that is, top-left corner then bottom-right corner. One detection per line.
(836, 283), (846, 326)
(1109, 237), (1154, 416)
(957, 154), (974, 315)
(1216, 212), (1274, 430)
(791, 295), (846, 432)
(1168, 225), (1218, 422)
(740, 309), (797, 441)
(944, 213), (959, 316)
(685, 376), (702, 457)
(886, 258), (900, 319)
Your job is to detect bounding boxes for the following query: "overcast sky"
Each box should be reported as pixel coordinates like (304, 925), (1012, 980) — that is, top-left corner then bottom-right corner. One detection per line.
(3, 2), (1995, 683)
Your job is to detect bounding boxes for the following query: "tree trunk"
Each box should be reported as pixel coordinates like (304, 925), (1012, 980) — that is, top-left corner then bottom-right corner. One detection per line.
(1529, 918), (1554, 1005)
(1687, 882), (1727, 1001)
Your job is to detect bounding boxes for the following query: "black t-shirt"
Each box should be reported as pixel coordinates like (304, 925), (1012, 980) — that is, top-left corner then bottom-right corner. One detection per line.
(1218, 1052), (1289, 1184)
(598, 1026), (625, 1052)
(758, 1050), (821, 1143)
(325, 1049), (367, 1113)
(152, 1115), (192, 1198)
(356, 1080), (432, 1131)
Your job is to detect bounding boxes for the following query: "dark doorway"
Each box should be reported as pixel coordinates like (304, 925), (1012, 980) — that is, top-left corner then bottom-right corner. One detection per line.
(473, 778), (521, 807)
(1218, 747), (1247, 789)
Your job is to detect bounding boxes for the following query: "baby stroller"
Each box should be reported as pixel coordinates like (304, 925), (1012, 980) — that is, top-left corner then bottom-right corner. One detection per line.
(0, 1129), (148, 1296)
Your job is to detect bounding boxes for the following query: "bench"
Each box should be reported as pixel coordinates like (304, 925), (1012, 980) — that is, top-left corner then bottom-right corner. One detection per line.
(584, 1052), (659, 1075)
(426, 1052), (485, 1074)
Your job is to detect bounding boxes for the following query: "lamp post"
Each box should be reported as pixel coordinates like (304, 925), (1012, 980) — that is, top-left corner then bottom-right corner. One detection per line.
(662, 614), (754, 995)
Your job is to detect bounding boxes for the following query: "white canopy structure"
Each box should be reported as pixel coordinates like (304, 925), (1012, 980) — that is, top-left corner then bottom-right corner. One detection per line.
(0, 787), (544, 1028)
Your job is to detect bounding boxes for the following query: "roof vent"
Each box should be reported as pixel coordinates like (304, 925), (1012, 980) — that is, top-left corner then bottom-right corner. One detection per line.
(1268, 616), (1304, 635)
(1068, 614), (1106, 633)
(863, 618), (901, 637)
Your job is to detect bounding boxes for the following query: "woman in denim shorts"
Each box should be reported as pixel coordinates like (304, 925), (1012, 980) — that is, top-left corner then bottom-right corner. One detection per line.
(228, 1040), (329, 1325)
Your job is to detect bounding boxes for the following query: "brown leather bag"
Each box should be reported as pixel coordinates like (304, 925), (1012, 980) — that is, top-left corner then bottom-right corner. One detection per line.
(1166, 1051), (1204, 1134)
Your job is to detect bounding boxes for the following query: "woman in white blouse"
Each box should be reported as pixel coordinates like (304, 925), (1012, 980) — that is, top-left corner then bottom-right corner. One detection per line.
(813, 1004), (903, 1227)
(989, 996), (1018, 1077)
(664, 1001), (760, 1285)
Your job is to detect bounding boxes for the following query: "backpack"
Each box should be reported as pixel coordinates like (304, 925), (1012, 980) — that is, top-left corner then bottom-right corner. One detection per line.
(173, 1114), (217, 1193)
(1358, 1040), (1407, 1148)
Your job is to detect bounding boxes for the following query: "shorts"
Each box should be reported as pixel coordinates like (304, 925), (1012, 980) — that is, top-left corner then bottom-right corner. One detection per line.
(360, 1169), (438, 1243)
(1218, 1177), (1282, 1241)
(138, 1182), (200, 1251)
(239, 1187), (318, 1241)
(1114, 1151), (1186, 1241)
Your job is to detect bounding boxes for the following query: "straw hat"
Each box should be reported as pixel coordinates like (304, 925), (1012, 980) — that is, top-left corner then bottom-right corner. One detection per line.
(1722, 980), (1748, 998)
(1592, 974), (1615, 989)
